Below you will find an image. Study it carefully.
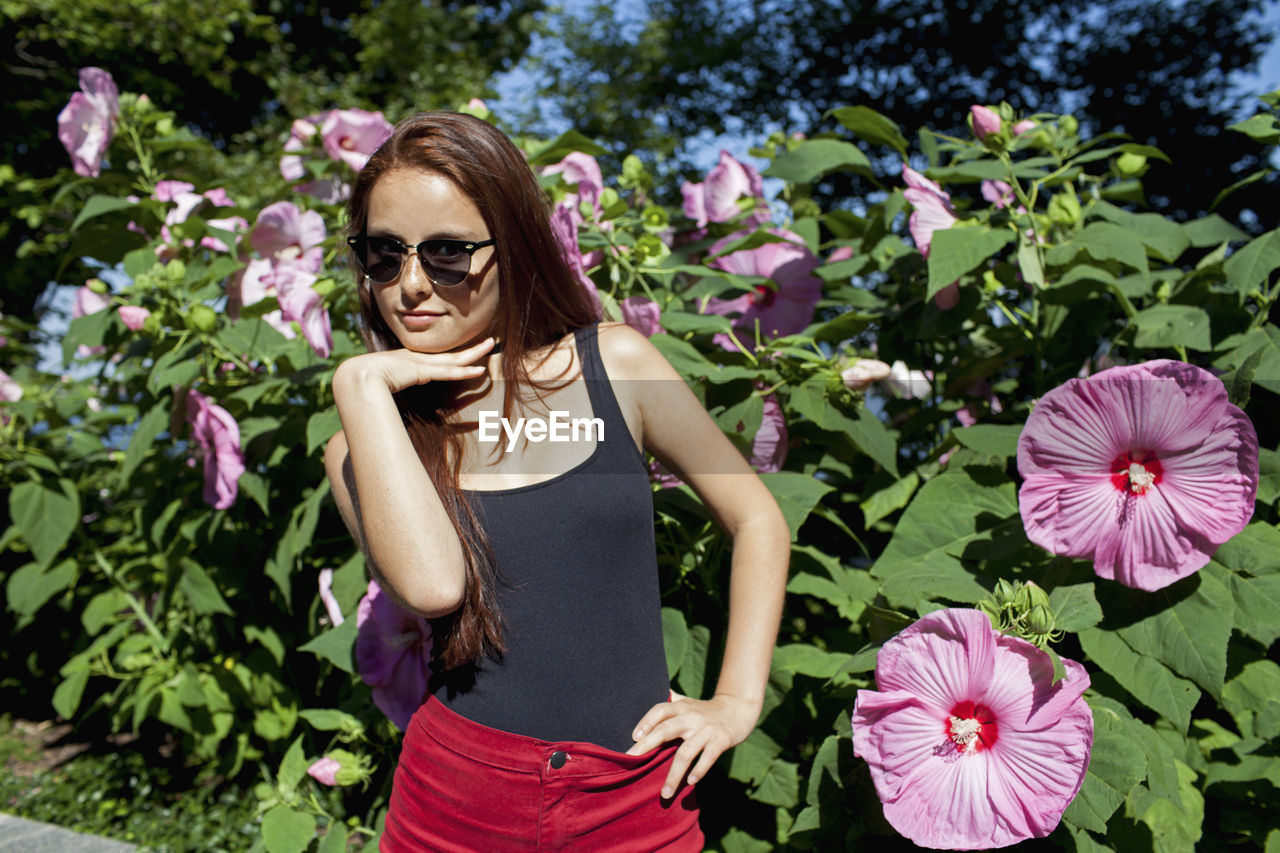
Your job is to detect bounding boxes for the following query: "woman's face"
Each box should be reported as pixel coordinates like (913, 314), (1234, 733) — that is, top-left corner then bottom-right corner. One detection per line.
(364, 168), (500, 353)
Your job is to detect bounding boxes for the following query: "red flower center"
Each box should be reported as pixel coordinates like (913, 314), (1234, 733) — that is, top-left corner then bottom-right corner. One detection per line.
(1110, 451), (1163, 495)
(753, 282), (778, 307)
(946, 700), (999, 753)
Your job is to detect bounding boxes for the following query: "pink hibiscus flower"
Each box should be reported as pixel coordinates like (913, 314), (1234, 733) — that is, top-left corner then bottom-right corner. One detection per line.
(970, 104), (1002, 141)
(355, 580), (432, 730)
(321, 108), (393, 171)
(750, 394), (788, 473)
(249, 201), (326, 273)
(852, 608), (1093, 849)
(1017, 360), (1258, 591)
(902, 165), (958, 257)
(73, 285), (111, 318)
(682, 150), (769, 229)
(981, 180), (1015, 210)
(549, 204), (603, 317)
(272, 266), (333, 358)
(307, 757), (341, 786)
(318, 568), (344, 627)
(703, 229), (822, 350)
(543, 151), (604, 212)
(841, 358), (891, 391)
(620, 296), (662, 337)
(185, 389), (245, 511)
(118, 306), (151, 331)
(57, 67), (119, 178)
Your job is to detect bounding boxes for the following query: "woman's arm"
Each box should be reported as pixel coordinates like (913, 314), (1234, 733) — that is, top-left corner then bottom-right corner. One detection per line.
(600, 324), (790, 799)
(324, 337), (495, 617)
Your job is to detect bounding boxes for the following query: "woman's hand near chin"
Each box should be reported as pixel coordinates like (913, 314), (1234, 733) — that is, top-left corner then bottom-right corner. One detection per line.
(333, 335), (495, 396)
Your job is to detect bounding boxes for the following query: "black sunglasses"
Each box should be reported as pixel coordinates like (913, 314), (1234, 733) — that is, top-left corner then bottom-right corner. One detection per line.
(347, 234), (496, 286)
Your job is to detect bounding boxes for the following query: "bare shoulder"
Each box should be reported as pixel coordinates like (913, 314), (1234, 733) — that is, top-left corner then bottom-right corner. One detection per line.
(595, 322), (680, 382)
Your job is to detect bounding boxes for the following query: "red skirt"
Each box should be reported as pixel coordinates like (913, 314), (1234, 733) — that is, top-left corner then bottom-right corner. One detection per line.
(382, 696), (703, 852)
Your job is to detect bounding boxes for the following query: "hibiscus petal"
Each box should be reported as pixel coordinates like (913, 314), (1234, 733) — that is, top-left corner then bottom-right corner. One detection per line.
(985, 710), (1093, 841)
(880, 742), (996, 849)
(982, 637), (1091, 730)
(874, 609), (994, 712)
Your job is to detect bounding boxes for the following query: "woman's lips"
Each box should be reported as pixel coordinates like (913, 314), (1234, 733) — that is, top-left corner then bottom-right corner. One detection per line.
(399, 310), (445, 331)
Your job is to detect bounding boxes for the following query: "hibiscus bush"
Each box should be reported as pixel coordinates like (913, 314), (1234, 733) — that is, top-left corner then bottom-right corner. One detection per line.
(1, 69), (1278, 851)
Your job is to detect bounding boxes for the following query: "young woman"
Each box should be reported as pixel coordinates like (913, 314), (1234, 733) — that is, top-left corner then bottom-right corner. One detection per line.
(325, 111), (790, 851)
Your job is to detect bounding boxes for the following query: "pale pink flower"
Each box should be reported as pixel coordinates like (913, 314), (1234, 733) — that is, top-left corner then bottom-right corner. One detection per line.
(318, 568), (344, 627)
(295, 177), (350, 205)
(956, 379), (1005, 427)
(185, 389), (246, 511)
(703, 228), (822, 350)
(901, 165), (957, 257)
(153, 180), (196, 204)
(280, 115), (322, 181)
(852, 608), (1093, 849)
(118, 305), (151, 331)
(827, 246), (855, 263)
(73, 285), (111, 318)
(970, 104), (1002, 141)
(542, 151), (604, 211)
(841, 358), (892, 391)
(355, 580), (432, 730)
(750, 394), (787, 473)
(202, 215), (248, 253)
(321, 109), (393, 171)
(250, 201), (326, 273)
(1017, 360), (1259, 591)
(0, 369), (22, 403)
(57, 67), (119, 178)
(620, 296), (662, 337)
(273, 266), (333, 358)
(885, 360), (933, 399)
(1013, 120), (1037, 136)
(681, 151), (768, 228)
(307, 757), (340, 787)
(981, 180), (1015, 210)
(227, 258), (295, 339)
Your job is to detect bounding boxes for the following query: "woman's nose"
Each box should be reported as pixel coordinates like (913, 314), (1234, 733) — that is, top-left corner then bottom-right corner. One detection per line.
(398, 252), (434, 298)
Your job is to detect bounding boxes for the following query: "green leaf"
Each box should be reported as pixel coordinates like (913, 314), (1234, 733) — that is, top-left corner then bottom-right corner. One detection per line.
(860, 472), (919, 527)
(261, 804), (315, 853)
(1132, 304), (1212, 352)
(52, 668), (90, 720)
(758, 472), (834, 540)
(9, 478), (80, 567)
(180, 558), (233, 616)
(661, 607), (688, 680)
(847, 407), (899, 475)
(925, 227), (1014, 300)
(1213, 522), (1280, 575)
(657, 310), (733, 336)
(764, 139), (871, 183)
(953, 424), (1022, 458)
(1221, 569), (1280, 646)
(306, 407), (341, 455)
(1222, 660), (1280, 740)
(676, 623), (710, 698)
(772, 644), (853, 679)
(71, 194), (138, 231)
(298, 708), (363, 734)
(1092, 203), (1190, 263)
(525, 129), (608, 167)
(1126, 760), (1205, 853)
(6, 559), (77, 618)
(1049, 582), (1103, 632)
(1073, 222), (1151, 276)
(316, 823), (348, 853)
(1223, 230), (1280, 299)
(1018, 234), (1046, 288)
(829, 106), (908, 155)
(1112, 569), (1233, 698)
(1062, 704), (1146, 833)
(870, 467), (1017, 608)
(277, 733), (309, 793)
(147, 342), (203, 394)
(1078, 627), (1199, 731)
(298, 617), (358, 674)
(727, 728), (783, 786)
(751, 758), (800, 807)
(119, 402), (172, 488)
(1181, 214), (1249, 248)
(1228, 113), (1280, 144)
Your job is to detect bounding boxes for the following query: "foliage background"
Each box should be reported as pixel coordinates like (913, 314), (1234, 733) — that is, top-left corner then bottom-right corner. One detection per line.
(2, 2), (1280, 850)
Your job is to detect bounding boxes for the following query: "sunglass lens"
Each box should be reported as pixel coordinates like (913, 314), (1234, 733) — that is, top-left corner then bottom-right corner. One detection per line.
(362, 237), (404, 283)
(420, 240), (471, 285)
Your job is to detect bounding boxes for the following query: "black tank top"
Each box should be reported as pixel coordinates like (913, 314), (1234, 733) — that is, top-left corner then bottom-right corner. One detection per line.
(428, 324), (671, 751)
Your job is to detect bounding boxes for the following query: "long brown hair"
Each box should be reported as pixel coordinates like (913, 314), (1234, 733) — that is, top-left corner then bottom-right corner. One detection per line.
(346, 111), (601, 667)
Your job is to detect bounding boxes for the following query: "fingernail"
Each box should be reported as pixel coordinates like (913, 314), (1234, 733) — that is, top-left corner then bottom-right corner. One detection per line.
(687, 775), (698, 785)
(633, 729), (644, 739)
(660, 786), (673, 799)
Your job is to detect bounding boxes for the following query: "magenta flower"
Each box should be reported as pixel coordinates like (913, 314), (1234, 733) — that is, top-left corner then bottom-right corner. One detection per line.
(1013, 120), (1037, 136)
(355, 580), (432, 730)
(250, 201), (326, 273)
(118, 306), (151, 331)
(750, 394), (788, 473)
(184, 389), (245, 511)
(852, 608), (1093, 849)
(681, 150), (768, 228)
(321, 108), (393, 171)
(1017, 360), (1258, 591)
(227, 258), (295, 340)
(902, 165), (958, 258)
(970, 105), (1002, 141)
(280, 115), (322, 181)
(307, 757), (341, 787)
(543, 151), (604, 211)
(841, 358), (891, 391)
(703, 228), (822, 350)
(620, 296), (662, 337)
(57, 67), (119, 177)
(549, 204), (603, 316)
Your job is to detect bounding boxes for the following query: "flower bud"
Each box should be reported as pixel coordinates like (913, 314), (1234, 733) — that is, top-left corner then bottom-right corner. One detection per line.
(992, 578), (1017, 608)
(970, 105), (1002, 142)
(1048, 190), (1081, 227)
(841, 358), (892, 391)
(1012, 119), (1037, 136)
(327, 749), (373, 787)
(1059, 115), (1079, 136)
(641, 206), (670, 232)
(1026, 603), (1056, 635)
(186, 304), (217, 333)
(87, 277), (109, 295)
(1116, 152), (1147, 177)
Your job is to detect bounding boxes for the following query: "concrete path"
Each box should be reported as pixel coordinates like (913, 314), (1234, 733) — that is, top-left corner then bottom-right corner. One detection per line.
(0, 813), (137, 851)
